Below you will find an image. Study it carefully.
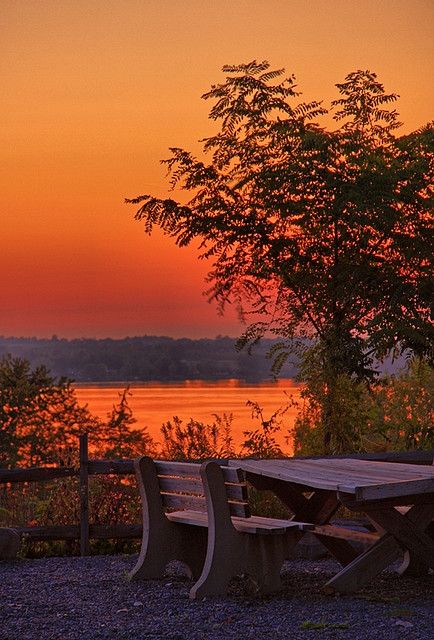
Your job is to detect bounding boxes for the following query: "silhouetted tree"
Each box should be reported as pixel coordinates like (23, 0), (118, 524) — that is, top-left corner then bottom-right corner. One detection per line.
(128, 61), (433, 453)
(100, 387), (156, 459)
(0, 355), (100, 467)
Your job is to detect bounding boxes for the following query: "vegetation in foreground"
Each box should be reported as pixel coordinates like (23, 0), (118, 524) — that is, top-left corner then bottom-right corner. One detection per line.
(0, 354), (432, 557)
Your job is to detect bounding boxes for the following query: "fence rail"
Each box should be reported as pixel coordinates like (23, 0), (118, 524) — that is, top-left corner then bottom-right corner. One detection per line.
(1, 436), (432, 556)
(1, 434), (140, 554)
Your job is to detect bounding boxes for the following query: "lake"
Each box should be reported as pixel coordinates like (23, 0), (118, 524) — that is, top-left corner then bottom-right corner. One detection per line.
(75, 379), (302, 455)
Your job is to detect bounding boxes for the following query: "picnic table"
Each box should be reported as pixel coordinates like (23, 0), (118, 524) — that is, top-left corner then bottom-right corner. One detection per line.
(229, 457), (434, 593)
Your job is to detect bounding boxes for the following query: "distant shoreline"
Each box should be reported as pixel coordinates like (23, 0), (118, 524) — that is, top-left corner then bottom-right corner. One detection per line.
(0, 335), (299, 383)
(73, 377), (298, 388)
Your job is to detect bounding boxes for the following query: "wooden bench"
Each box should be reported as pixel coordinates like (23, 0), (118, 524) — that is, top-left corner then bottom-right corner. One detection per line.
(129, 457), (312, 598)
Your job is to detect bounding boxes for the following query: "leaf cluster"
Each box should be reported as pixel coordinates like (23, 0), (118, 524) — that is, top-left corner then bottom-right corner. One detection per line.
(128, 61), (433, 381)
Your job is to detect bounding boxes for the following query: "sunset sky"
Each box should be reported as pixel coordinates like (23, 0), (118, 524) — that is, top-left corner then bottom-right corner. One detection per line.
(2, 0), (433, 339)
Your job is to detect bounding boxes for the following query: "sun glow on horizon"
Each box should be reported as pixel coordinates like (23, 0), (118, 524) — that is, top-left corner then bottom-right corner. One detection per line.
(2, 0), (433, 338)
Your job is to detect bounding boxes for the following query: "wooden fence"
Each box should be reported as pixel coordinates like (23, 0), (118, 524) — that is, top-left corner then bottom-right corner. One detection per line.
(0, 434), (140, 555)
(1, 434), (432, 556)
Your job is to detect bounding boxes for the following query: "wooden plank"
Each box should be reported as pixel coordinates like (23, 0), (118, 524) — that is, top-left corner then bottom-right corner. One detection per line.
(18, 525), (80, 540)
(232, 458), (434, 495)
(158, 473), (247, 503)
(166, 510), (209, 527)
(312, 524), (378, 544)
(325, 534), (401, 593)
(338, 490), (434, 509)
(158, 476), (204, 495)
(161, 492), (207, 511)
(225, 483), (248, 502)
(309, 458), (434, 479)
(0, 467), (77, 483)
(154, 460), (201, 477)
(165, 510), (309, 535)
(228, 501), (250, 518)
(16, 524), (143, 541)
(79, 433), (90, 556)
(221, 467), (245, 483)
(350, 478), (434, 501)
(276, 459), (434, 485)
(235, 459), (342, 491)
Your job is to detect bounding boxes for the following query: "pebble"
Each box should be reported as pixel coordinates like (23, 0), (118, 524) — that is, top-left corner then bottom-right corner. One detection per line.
(0, 555), (432, 640)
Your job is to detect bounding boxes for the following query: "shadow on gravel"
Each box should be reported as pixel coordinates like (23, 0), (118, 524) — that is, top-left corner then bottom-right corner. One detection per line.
(222, 561), (434, 603)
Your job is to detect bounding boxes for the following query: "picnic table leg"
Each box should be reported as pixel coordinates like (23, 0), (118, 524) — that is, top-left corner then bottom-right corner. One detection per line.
(324, 533), (401, 593)
(398, 551), (430, 577)
(364, 504), (434, 571)
(397, 517), (434, 575)
(325, 502), (434, 593)
(247, 474), (358, 566)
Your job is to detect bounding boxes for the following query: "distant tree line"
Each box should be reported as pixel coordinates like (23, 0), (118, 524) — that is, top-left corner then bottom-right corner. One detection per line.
(0, 335), (298, 383)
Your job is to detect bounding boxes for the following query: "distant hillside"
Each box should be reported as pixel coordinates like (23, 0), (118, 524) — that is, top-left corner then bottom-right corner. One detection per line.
(0, 335), (299, 382)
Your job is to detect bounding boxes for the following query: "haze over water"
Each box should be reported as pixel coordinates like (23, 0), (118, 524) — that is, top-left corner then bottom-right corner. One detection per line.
(75, 379), (301, 454)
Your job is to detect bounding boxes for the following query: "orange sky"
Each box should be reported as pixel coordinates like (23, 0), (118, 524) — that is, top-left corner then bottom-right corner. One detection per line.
(1, 0), (433, 339)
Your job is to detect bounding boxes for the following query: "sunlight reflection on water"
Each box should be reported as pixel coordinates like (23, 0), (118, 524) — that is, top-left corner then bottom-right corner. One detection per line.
(75, 379), (301, 454)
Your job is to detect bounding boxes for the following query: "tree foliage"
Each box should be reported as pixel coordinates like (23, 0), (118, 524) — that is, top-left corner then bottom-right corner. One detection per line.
(159, 414), (235, 461)
(0, 355), (100, 467)
(99, 387), (156, 459)
(292, 358), (434, 455)
(128, 61), (433, 452)
(0, 355), (155, 468)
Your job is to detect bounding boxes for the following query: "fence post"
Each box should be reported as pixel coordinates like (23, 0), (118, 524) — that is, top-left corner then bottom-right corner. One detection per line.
(79, 433), (90, 556)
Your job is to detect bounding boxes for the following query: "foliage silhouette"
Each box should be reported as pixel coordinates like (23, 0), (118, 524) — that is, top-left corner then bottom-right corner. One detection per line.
(128, 61), (433, 452)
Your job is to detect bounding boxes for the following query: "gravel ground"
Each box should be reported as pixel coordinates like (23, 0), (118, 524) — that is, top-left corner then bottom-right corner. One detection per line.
(0, 555), (432, 640)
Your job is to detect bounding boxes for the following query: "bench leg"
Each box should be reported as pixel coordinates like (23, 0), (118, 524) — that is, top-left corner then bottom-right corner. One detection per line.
(189, 523), (240, 598)
(130, 521), (208, 581)
(245, 534), (296, 595)
(190, 529), (302, 599)
(129, 456), (208, 581)
(190, 461), (305, 599)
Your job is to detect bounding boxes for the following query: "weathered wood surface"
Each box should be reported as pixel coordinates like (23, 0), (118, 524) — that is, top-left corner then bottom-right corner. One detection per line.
(189, 462), (310, 599)
(230, 458), (434, 500)
(307, 450), (434, 465)
(0, 467), (77, 483)
(232, 457), (434, 594)
(312, 524), (379, 545)
(79, 433), (90, 556)
(17, 524), (142, 541)
(129, 456), (312, 598)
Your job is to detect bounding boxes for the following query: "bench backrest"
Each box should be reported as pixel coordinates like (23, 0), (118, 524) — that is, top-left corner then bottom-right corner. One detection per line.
(154, 460), (250, 518)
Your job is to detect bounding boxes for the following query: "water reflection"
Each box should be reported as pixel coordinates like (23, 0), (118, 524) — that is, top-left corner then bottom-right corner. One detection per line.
(75, 379), (301, 454)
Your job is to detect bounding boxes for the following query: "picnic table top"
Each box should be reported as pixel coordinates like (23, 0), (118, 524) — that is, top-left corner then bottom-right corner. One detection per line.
(229, 458), (434, 502)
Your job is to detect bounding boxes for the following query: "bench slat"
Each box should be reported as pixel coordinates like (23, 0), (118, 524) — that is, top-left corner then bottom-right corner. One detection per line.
(162, 493), (207, 511)
(154, 461), (201, 478)
(167, 510), (208, 527)
(166, 510), (311, 535)
(158, 476), (204, 494)
(221, 466), (245, 483)
(158, 475), (248, 503)
(312, 524), (379, 544)
(231, 517), (308, 535)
